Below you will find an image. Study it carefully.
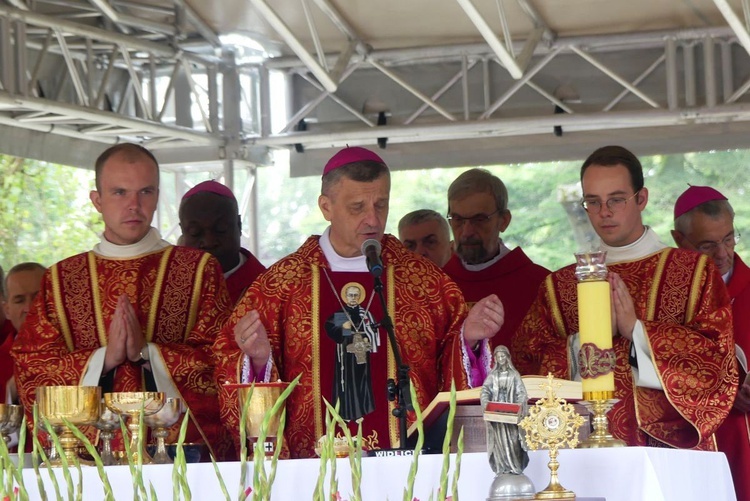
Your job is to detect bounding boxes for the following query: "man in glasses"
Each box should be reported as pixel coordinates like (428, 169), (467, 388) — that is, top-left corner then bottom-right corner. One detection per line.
(672, 185), (750, 500)
(443, 168), (549, 351)
(513, 145), (736, 452)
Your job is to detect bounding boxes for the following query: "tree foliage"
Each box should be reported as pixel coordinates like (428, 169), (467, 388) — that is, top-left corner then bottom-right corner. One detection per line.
(0, 155), (102, 270)
(256, 148), (750, 271)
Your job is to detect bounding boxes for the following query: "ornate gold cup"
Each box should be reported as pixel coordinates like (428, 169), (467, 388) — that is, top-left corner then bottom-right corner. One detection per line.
(36, 386), (101, 466)
(0, 404), (23, 445)
(104, 392), (165, 464)
(143, 397), (183, 464)
(237, 382), (289, 458)
(94, 401), (121, 466)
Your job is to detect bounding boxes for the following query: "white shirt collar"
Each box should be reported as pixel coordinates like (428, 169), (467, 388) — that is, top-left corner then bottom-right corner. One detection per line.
(225, 251), (247, 278)
(319, 227), (368, 272)
(461, 240), (511, 271)
(600, 226), (668, 264)
(93, 227), (170, 258)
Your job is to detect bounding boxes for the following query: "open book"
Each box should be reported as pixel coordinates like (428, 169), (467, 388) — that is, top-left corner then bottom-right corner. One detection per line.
(408, 375), (582, 437)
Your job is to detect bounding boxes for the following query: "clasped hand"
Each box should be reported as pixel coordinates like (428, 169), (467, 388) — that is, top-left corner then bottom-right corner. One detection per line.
(103, 294), (146, 372)
(234, 309), (272, 374)
(609, 273), (637, 341)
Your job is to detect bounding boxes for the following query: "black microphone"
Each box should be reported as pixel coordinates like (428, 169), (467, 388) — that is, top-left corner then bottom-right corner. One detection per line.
(361, 239), (384, 278)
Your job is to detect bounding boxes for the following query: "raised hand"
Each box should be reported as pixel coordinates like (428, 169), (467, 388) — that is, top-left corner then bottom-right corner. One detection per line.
(464, 294), (505, 344)
(234, 309), (271, 373)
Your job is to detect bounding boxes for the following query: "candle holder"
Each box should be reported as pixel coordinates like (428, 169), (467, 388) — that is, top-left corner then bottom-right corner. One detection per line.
(574, 250), (625, 448)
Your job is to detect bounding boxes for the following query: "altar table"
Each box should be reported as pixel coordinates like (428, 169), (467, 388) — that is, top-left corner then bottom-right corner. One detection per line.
(18, 447), (735, 500)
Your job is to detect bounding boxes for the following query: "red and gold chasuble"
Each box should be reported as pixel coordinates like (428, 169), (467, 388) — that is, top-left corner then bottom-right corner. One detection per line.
(12, 246), (234, 459)
(215, 235), (470, 458)
(512, 248), (737, 450)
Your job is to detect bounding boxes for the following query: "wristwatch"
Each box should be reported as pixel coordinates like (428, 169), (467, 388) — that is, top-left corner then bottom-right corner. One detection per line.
(134, 344), (150, 366)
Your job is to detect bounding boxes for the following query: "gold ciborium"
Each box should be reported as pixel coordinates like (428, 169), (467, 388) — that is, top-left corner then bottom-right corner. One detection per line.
(36, 386), (101, 466)
(0, 404), (23, 445)
(236, 382), (289, 458)
(104, 392), (164, 464)
(143, 397), (183, 464)
(94, 401), (121, 466)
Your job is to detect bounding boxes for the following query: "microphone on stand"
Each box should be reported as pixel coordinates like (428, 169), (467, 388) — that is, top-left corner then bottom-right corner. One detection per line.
(361, 239), (384, 278)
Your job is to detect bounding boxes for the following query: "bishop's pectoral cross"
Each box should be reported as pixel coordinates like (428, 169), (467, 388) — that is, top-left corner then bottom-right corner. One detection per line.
(346, 331), (372, 364)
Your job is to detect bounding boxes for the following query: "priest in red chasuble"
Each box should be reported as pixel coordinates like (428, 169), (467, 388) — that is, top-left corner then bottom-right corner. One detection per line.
(672, 185), (750, 500)
(11, 143), (234, 460)
(214, 147), (505, 458)
(512, 146), (736, 451)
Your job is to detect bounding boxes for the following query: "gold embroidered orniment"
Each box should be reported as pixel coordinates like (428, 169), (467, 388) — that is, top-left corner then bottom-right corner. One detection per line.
(184, 250), (207, 341)
(545, 275), (566, 338)
(686, 254), (707, 323)
(312, 264), (323, 442)
(148, 246), (172, 342)
(88, 252), (108, 347)
(647, 250), (669, 322)
(386, 264), (398, 448)
(578, 343), (616, 378)
(51, 263), (74, 352)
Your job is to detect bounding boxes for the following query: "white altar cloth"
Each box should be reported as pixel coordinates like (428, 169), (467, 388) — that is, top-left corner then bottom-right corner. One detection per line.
(18, 447), (735, 500)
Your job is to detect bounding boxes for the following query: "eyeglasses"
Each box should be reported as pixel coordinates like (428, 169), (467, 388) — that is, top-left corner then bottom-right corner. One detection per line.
(580, 191), (640, 214)
(446, 209), (501, 227)
(683, 231), (740, 254)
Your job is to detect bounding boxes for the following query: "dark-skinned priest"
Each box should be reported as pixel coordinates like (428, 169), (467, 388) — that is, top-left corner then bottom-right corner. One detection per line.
(214, 146), (504, 458)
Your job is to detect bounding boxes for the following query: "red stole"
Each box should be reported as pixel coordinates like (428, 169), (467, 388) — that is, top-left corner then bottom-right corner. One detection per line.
(318, 270), (394, 450)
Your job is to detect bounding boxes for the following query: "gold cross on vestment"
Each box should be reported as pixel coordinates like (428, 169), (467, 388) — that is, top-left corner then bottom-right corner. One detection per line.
(346, 332), (371, 364)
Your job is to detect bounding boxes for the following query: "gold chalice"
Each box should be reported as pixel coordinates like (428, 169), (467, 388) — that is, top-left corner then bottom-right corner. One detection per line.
(36, 386), (101, 466)
(104, 392), (165, 464)
(94, 401), (121, 466)
(0, 404), (23, 446)
(143, 397), (183, 464)
(237, 382), (289, 458)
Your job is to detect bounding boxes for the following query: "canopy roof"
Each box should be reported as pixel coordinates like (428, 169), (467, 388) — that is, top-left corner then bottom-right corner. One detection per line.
(0, 0), (749, 174)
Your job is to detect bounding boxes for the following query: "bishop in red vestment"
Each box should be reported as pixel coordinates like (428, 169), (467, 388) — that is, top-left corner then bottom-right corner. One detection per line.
(672, 185), (750, 499)
(214, 147), (505, 458)
(179, 180), (266, 304)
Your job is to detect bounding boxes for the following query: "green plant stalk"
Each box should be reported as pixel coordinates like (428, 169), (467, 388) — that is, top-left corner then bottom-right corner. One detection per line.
(251, 376), (300, 501)
(12, 416), (30, 501)
(238, 384), (253, 501)
(438, 381), (458, 501)
(173, 410), (191, 501)
(41, 416), (74, 501)
(74, 455), (82, 501)
(0, 425), (14, 498)
(31, 405), (53, 501)
(321, 399), (362, 501)
(403, 382), (424, 501)
(312, 407), (330, 501)
(451, 427), (464, 501)
(135, 406), (148, 500)
(325, 410), (338, 501)
(118, 412), (140, 501)
(63, 418), (114, 501)
(264, 407), (286, 491)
